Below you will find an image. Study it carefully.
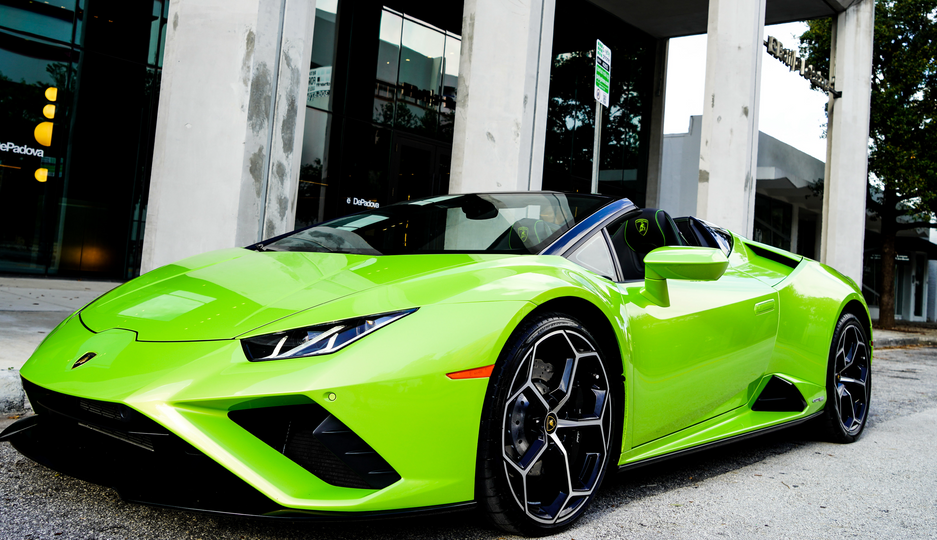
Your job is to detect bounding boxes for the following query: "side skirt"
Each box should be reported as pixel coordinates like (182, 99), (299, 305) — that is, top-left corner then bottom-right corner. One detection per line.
(616, 410), (823, 473)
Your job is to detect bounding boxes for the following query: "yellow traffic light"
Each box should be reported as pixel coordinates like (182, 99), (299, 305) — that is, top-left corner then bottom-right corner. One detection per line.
(35, 87), (57, 147)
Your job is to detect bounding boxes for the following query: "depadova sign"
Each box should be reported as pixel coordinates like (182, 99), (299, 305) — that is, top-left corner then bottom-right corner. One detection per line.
(0, 142), (46, 158)
(764, 36), (840, 97)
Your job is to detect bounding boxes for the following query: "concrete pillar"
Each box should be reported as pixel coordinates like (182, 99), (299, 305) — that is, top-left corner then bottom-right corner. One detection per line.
(696, 0), (766, 238)
(645, 39), (669, 209)
(821, 0), (875, 286)
(142, 0), (316, 273)
(449, 0), (555, 193)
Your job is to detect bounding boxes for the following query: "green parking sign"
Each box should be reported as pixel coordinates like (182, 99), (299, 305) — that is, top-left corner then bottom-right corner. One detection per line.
(594, 40), (611, 107)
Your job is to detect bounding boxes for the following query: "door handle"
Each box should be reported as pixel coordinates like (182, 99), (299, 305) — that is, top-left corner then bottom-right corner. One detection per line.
(754, 299), (776, 315)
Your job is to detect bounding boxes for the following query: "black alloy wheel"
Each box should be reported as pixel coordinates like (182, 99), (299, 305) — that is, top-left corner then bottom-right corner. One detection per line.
(821, 312), (871, 443)
(477, 313), (617, 535)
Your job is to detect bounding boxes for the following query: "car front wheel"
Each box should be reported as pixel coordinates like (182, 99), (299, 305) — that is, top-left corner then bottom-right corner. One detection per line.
(477, 313), (617, 535)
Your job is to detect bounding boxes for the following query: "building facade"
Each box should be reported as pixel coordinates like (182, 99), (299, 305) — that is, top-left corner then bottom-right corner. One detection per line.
(0, 0), (875, 291)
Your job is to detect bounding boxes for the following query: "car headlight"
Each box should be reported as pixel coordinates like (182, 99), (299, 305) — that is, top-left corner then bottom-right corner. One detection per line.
(241, 308), (418, 361)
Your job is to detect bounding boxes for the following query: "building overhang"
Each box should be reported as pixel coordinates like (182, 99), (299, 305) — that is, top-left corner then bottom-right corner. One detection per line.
(589, 0), (854, 39)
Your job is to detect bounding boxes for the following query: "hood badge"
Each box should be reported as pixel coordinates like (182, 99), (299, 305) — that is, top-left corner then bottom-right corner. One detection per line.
(72, 352), (97, 369)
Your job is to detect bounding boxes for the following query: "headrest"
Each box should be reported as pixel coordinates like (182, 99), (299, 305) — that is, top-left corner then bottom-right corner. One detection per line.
(508, 218), (558, 250)
(623, 208), (684, 254)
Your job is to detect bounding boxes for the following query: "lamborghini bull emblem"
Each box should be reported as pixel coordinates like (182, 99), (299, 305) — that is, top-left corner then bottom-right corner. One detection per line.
(72, 352), (96, 369)
(518, 226), (529, 242)
(636, 219), (649, 236)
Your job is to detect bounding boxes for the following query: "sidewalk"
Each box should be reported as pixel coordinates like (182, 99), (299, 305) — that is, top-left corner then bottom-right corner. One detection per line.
(1, 276), (936, 414)
(0, 277), (119, 413)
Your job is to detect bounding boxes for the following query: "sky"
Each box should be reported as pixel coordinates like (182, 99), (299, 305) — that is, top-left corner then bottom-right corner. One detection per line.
(663, 22), (831, 162)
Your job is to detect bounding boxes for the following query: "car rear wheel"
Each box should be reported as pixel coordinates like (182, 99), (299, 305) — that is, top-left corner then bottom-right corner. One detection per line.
(476, 313), (616, 535)
(820, 312), (871, 443)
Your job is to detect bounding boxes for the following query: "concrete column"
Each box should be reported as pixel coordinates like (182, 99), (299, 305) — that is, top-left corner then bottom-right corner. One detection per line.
(645, 39), (669, 209)
(449, 0), (555, 193)
(142, 0), (316, 273)
(696, 0), (766, 238)
(821, 0), (875, 286)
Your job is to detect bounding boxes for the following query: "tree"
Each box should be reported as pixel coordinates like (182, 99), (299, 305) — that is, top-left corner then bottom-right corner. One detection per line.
(799, 0), (937, 328)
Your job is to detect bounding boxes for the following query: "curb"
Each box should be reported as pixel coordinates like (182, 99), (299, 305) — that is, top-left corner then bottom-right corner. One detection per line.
(0, 370), (28, 416)
(873, 335), (937, 350)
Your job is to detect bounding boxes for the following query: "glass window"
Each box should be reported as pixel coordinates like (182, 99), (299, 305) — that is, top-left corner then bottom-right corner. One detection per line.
(308, 0), (339, 111)
(541, 0), (654, 203)
(395, 18), (445, 137)
(753, 194), (792, 251)
(147, 0), (167, 66)
(296, 107), (333, 228)
(439, 34), (460, 139)
(373, 9), (402, 124)
(0, 1), (165, 279)
(0, 32), (73, 274)
(267, 193), (609, 255)
(79, 1), (158, 65)
(570, 232), (616, 279)
(0, 1), (77, 43)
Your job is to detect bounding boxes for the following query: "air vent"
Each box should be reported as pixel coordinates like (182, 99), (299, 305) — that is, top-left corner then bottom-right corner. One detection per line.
(752, 376), (808, 412)
(229, 403), (400, 490)
(746, 243), (801, 269)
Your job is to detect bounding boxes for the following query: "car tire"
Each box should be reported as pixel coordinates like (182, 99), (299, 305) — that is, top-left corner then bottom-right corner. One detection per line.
(476, 312), (617, 536)
(819, 312), (871, 443)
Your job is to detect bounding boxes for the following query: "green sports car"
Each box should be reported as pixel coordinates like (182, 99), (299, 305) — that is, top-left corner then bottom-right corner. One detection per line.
(1, 192), (871, 535)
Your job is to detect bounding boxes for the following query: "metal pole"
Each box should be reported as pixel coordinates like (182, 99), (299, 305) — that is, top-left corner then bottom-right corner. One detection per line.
(591, 103), (603, 193)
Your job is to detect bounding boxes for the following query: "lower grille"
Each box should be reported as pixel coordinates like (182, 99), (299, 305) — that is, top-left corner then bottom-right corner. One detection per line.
(13, 378), (282, 515)
(230, 402), (401, 490)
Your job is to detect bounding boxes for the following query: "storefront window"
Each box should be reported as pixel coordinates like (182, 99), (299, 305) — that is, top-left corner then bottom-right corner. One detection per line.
(298, 1), (462, 229)
(308, 0), (339, 111)
(373, 9), (402, 124)
(542, 0), (655, 204)
(0, 0), (167, 278)
(296, 107), (333, 228)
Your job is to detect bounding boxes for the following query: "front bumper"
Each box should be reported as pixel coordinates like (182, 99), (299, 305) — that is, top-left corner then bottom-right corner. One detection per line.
(0, 382), (474, 519)
(8, 301), (534, 514)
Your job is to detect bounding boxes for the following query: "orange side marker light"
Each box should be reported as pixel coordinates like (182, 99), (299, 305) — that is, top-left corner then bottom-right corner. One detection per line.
(447, 365), (494, 380)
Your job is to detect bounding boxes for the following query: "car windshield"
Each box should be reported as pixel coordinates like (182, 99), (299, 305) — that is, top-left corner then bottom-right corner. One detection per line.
(262, 193), (612, 255)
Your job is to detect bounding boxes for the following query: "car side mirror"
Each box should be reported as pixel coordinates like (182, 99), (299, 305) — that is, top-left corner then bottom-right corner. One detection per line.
(641, 246), (729, 307)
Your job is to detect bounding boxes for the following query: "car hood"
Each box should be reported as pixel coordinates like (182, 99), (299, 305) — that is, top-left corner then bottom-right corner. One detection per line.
(80, 248), (504, 341)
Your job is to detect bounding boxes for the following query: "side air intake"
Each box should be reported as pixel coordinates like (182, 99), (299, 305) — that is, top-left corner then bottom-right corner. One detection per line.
(752, 376), (808, 412)
(229, 403), (400, 490)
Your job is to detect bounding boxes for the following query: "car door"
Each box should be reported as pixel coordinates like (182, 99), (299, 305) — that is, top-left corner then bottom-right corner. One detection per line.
(599, 215), (779, 447)
(619, 264), (779, 446)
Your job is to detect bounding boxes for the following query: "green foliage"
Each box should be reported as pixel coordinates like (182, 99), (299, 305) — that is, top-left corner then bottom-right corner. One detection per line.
(800, 0), (937, 221)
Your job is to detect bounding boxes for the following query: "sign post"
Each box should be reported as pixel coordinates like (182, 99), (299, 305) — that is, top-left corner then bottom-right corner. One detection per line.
(592, 40), (611, 193)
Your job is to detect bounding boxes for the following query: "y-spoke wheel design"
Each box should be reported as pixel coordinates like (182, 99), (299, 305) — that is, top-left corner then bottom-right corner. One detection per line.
(478, 313), (617, 535)
(821, 312), (871, 443)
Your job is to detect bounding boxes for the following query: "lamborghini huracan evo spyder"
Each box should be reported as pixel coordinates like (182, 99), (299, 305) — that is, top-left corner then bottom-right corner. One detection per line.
(1, 192), (871, 535)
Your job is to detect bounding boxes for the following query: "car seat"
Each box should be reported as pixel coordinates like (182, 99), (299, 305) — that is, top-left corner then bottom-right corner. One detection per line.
(611, 208), (686, 280)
